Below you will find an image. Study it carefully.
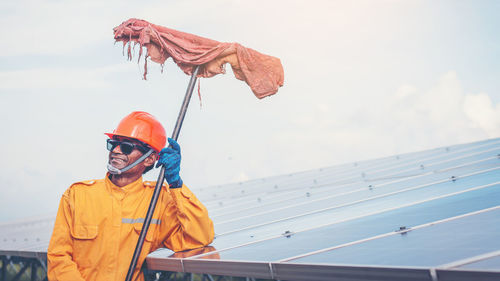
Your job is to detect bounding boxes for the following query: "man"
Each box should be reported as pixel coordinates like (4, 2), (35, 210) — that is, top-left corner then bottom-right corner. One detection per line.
(47, 111), (214, 281)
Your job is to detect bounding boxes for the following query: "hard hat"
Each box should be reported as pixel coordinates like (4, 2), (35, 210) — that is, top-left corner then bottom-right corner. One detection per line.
(105, 111), (166, 152)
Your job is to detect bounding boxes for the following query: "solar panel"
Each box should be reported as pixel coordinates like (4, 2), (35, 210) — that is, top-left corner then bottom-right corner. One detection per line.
(0, 217), (53, 256)
(1, 138), (500, 280)
(288, 207), (500, 266)
(180, 183), (500, 262)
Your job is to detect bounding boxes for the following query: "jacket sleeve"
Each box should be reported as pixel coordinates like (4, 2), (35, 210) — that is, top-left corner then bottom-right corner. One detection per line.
(160, 184), (214, 252)
(47, 190), (85, 281)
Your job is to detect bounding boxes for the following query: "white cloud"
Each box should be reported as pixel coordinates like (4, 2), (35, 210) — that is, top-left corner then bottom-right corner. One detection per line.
(383, 71), (499, 149)
(394, 84), (418, 99)
(262, 71), (500, 172)
(464, 93), (500, 137)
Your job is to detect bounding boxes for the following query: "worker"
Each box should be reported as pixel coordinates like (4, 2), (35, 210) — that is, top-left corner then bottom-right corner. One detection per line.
(47, 111), (214, 281)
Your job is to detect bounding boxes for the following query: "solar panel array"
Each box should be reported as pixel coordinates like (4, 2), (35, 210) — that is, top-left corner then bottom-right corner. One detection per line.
(148, 138), (500, 281)
(0, 216), (53, 260)
(1, 138), (500, 281)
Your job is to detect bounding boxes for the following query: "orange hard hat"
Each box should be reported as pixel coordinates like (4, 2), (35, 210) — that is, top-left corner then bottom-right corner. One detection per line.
(105, 111), (166, 152)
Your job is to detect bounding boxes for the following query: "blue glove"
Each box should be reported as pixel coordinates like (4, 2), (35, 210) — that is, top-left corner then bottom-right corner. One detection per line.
(156, 138), (183, 188)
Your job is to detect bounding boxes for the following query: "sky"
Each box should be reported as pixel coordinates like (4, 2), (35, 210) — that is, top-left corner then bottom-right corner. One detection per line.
(0, 0), (499, 223)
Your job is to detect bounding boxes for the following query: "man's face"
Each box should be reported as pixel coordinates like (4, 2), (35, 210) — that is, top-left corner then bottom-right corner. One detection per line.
(108, 136), (149, 174)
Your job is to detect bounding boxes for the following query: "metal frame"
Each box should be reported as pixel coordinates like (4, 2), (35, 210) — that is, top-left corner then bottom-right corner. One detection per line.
(436, 269), (500, 281)
(0, 255), (47, 281)
(3, 252), (500, 281)
(145, 261), (500, 281)
(273, 263), (433, 281)
(143, 269), (273, 281)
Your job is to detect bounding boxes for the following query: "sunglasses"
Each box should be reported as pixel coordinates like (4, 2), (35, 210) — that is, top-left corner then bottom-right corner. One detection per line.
(106, 139), (150, 155)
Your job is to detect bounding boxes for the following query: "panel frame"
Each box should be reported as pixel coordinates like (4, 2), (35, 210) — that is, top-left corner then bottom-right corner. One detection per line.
(436, 269), (500, 281)
(273, 263), (433, 281)
(0, 250), (47, 261)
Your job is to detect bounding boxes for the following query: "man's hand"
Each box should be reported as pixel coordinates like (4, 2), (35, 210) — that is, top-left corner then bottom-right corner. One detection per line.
(156, 138), (183, 188)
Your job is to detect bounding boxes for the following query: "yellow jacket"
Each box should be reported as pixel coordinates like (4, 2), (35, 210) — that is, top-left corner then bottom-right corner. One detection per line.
(47, 175), (214, 281)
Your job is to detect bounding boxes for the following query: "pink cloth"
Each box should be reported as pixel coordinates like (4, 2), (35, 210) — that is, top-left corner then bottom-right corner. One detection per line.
(113, 18), (284, 99)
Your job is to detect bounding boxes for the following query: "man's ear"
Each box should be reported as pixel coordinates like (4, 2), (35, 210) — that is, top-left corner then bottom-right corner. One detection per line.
(144, 152), (158, 168)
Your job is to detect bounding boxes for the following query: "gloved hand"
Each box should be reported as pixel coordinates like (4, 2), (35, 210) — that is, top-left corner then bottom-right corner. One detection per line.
(156, 138), (183, 188)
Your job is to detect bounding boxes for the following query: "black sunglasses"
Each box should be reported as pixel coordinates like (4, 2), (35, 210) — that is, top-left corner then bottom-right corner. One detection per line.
(106, 139), (150, 155)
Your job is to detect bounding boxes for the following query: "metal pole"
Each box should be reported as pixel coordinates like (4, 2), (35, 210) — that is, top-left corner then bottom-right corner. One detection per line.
(1, 256), (6, 281)
(171, 66), (200, 140)
(31, 259), (37, 281)
(125, 66), (200, 281)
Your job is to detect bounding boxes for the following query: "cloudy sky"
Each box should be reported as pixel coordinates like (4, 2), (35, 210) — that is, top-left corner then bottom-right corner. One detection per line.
(0, 0), (499, 222)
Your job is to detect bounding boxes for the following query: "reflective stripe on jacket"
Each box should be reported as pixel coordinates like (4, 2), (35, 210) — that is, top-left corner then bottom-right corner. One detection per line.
(47, 175), (214, 281)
